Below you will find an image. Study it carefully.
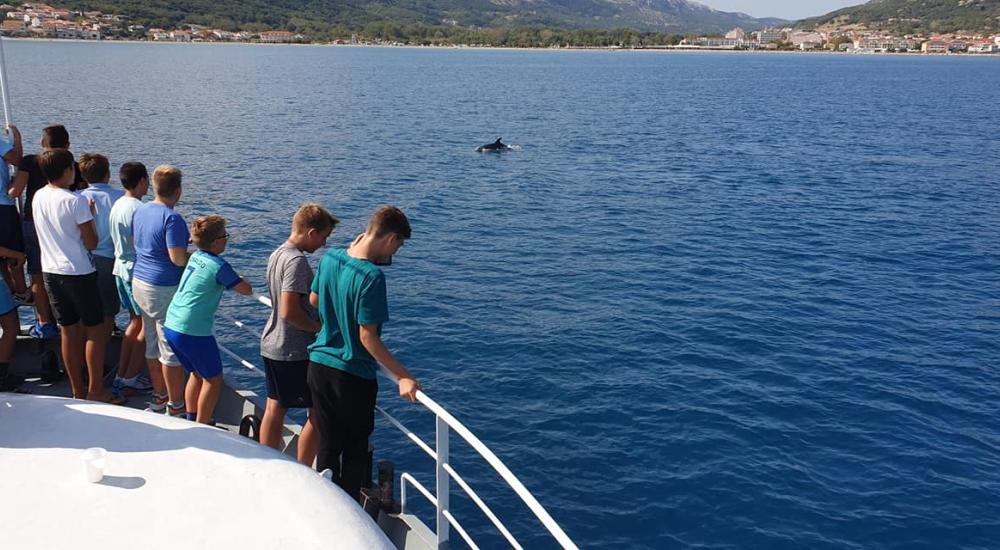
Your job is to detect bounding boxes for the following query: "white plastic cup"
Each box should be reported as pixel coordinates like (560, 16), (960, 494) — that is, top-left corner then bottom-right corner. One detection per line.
(81, 447), (107, 483)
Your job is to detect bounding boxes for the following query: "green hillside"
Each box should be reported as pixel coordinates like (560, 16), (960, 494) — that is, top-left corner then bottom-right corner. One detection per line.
(802, 0), (1000, 33)
(52, 0), (784, 36)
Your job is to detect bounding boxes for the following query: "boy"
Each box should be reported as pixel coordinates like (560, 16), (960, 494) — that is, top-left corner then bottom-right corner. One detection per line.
(79, 154), (125, 368)
(132, 165), (189, 415)
(164, 215), (251, 424)
(307, 206), (421, 500)
(0, 246), (26, 391)
(9, 125), (83, 339)
(0, 124), (26, 305)
(260, 204), (338, 464)
(108, 161), (154, 396)
(32, 149), (122, 404)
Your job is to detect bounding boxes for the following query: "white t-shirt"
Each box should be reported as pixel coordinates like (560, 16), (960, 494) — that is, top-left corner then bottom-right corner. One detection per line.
(32, 185), (96, 276)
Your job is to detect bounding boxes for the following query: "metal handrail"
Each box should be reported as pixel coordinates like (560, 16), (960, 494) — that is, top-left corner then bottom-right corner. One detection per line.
(218, 294), (578, 549)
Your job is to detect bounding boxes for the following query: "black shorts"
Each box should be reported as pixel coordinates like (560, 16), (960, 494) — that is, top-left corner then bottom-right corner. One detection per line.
(263, 357), (313, 409)
(42, 272), (103, 327)
(0, 205), (24, 252)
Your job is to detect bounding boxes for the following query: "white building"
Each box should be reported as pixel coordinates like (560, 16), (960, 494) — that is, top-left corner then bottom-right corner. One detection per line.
(725, 27), (745, 40)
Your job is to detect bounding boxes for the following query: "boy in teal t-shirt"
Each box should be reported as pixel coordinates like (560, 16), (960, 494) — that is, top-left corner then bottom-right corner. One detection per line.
(164, 215), (251, 423)
(307, 206), (421, 501)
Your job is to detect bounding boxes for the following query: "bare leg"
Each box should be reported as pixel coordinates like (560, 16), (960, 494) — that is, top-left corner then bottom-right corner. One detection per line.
(297, 410), (318, 466)
(163, 364), (187, 404)
(0, 311), (17, 362)
(61, 323), (85, 399)
(117, 313), (139, 378)
(30, 275), (54, 326)
(260, 398), (287, 450)
(84, 323), (110, 400)
(124, 320), (146, 379)
(196, 375), (223, 424)
(146, 357), (167, 397)
(185, 373), (202, 417)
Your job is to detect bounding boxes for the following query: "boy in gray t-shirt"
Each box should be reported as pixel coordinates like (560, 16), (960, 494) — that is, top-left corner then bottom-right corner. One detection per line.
(259, 204), (338, 464)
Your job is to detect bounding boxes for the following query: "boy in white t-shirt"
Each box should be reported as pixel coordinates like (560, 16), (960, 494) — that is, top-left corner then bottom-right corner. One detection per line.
(33, 149), (123, 404)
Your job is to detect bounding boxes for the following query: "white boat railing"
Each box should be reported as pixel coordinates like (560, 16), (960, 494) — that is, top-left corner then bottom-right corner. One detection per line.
(216, 294), (578, 550)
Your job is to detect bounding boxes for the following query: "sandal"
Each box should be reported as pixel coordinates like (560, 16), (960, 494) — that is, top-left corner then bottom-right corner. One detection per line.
(91, 393), (128, 406)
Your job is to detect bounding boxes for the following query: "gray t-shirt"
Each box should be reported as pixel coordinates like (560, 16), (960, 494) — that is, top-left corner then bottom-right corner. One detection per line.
(260, 244), (318, 361)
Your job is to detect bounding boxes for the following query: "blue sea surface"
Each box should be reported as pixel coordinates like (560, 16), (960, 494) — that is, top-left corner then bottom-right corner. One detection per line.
(6, 41), (1000, 549)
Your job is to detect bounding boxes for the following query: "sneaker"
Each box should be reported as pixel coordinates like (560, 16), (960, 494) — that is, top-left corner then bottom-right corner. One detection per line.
(122, 375), (153, 394)
(167, 402), (187, 418)
(0, 373), (26, 392)
(144, 392), (168, 413)
(29, 322), (59, 340)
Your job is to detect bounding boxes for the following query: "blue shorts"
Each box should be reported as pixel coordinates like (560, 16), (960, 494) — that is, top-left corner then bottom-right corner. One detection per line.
(163, 327), (223, 378)
(115, 276), (141, 316)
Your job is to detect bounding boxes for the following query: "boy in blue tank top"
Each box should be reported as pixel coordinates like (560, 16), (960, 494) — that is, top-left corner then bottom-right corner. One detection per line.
(164, 215), (251, 424)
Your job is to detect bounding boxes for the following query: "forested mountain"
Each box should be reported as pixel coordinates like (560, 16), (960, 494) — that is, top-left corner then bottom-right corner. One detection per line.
(801, 0), (1000, 33)
(53, 0), (784, 35)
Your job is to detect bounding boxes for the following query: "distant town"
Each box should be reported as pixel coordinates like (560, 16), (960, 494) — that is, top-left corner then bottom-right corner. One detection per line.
(1, 2), (999, 54)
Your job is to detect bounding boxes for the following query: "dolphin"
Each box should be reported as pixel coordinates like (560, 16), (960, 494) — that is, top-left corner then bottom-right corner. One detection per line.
(476, 137), (511, 153)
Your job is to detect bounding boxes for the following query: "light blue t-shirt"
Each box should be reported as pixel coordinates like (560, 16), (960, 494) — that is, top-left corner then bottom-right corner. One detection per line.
(165, 250), (242, 337)
(308, 248), (389, 380)
(109, 196), (142, 280)
(79, 183), (124, 259)
(133, 202), (189, 286)
(0, 139), (14, 207)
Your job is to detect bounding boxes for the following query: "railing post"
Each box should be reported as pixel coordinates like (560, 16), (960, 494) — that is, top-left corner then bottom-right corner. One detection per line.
(436, 415), (450, 549)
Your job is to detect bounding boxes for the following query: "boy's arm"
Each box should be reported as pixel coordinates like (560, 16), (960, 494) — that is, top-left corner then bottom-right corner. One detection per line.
(359, 324), (420, 402)
(167, 246), (189, 267)
(79, 221), (98, 251)
(280, 291), (321, 333)
(231, 278), (253, 296)
(8, 170), (27, 198)
(2, 125), (22, 168)
(309, 291), (319, 308)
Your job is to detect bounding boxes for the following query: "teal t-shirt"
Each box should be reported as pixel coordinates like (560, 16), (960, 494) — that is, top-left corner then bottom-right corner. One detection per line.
(308, 248), (389, 380)
(165, 250), (242, 336)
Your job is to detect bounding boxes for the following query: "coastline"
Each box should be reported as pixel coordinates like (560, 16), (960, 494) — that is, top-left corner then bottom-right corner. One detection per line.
(3, 36), (999, 57)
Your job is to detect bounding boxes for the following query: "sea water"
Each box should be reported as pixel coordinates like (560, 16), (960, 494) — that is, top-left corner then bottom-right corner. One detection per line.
(7, 41), (1000, 549)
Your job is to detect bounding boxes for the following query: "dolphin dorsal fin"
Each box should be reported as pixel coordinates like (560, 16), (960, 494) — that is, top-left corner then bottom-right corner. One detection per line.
(495, 137), (503, 144)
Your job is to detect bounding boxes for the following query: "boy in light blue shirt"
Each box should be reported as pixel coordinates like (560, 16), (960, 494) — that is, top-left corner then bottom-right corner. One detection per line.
(79, 153), (125, 349)
(108, 162), (152, 396)
(164, 215), (251, 423)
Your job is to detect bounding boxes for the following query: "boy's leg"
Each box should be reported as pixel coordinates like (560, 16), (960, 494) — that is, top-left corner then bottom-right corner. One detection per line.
(185, 373), (202, 418)
(76, 272), (113, 401)
(0, 310), (16, 362)
(308, 362), (346, 477)
(260, 398), (287, 450)
(22, 221), (54, 328)
(61, 323), (85, 399)
(196, 374), (223, 425)
(43, 273), (86, 398)
(298, 410), (319, 466)
(117, 312), (137, 378)
(338, 372), (378, 501)
(125, 320), (146, 379)
(132, 280), (171, 406)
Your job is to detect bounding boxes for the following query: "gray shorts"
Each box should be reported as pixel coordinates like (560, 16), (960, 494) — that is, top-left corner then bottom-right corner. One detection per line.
(132, 278), (181, 367)
(94, 256), (120, 318)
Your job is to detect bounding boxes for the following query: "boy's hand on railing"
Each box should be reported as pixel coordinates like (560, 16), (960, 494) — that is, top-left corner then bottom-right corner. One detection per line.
(398, 377), (421, 403)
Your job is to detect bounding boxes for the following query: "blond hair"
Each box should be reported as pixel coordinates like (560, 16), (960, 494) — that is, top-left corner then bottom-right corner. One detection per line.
(191, 215), (227, 250)
(293, 203), (339, 233)
(153, 165), (182, 198)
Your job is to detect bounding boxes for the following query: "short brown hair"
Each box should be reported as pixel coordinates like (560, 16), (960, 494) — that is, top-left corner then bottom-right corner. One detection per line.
(191, 215), (227, 250)
(42, 125), (69, 148)
(366, 206), (411, 239)
(152, 165), (182, 198)
(78, 153), (110, 184)
(293, 203), (339, 233)
(37, 149), (75, 183)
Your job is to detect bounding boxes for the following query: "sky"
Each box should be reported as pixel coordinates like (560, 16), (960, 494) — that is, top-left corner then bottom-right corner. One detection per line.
(697, 0), (864, 20)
